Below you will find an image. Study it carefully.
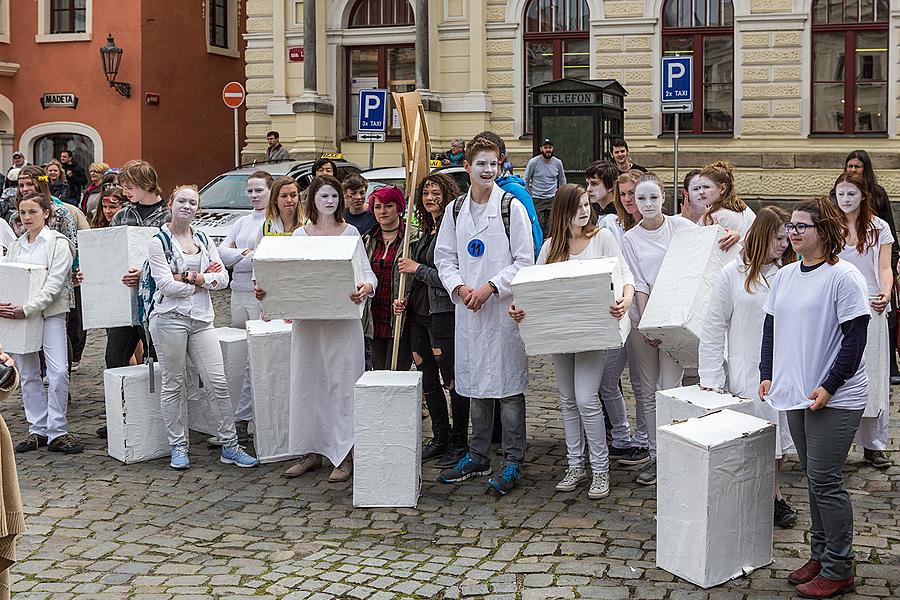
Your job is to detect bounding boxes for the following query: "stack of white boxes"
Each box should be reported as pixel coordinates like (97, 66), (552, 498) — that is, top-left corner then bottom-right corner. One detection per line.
(353, 371), (423, 508)
(104, 364), (170, 464)
(656, 385), (757, 429)
(78, 226), (158, 328)
(253, 236), (368, 320)
(188, 327), (248, 437)
(639, 225), (740, 368)
(247, 319), (294, 463)
(0, 263), (47, 354)
(510, 257), (629, 355)
(657, 410), (775, 588)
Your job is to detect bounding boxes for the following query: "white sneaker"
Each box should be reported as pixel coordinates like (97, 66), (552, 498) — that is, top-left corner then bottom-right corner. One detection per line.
(555, 467), (587, 492)
(70, 361), (80, 372)
(588, 471), (610, 500)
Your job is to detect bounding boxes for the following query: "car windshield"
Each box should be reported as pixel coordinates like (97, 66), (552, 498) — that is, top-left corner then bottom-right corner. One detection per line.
(363, 171), (470, 200)
(200, 175), (253, 210)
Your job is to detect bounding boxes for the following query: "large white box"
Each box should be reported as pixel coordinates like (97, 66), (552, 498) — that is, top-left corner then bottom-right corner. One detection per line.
(511, 257), (630, 356)
(639, 225), (740, 368)
(657, 410), (775, 588)
(247, 319), (295, 463)
(188, 327), (248, 436)
(863, 307), (887, 418)
(0, 262), (47, 354)
(253, 236), (367, 320)
(656, 385), (758, 429)
(104, 364), (170, 464)
(79, 226), (158, 329)
(353, 370), (423, 508)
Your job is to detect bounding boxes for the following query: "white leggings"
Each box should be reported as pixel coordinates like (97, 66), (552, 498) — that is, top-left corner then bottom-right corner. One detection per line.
(230, 290), (260, 423)
(626, 328), (683, 458)
(552, 350), (610, 473)
(14, 315), (69, 441)
(855, 409), (889, 451)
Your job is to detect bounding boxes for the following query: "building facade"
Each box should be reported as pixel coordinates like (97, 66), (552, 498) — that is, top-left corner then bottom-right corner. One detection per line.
(245, 0), (899, 199)
(0, 0), (246, 192)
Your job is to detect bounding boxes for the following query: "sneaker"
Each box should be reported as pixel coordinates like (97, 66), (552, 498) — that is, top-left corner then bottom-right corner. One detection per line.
(488, 463), (522, 496)
(234, 420), (251, 443)
(616, 446), (651, 466)
(636, 459), (657, 486)
(437, 453), (491, 484)
(70, 360), (80, 372)
(328, 457), (353, 482)
(435, 446), (467, 469)
(774, 497), (798, 528)
(795, 575), (854, 598)
(14, 433), (48, 453)
(206, 436), (225, 447)
(863, 448), (892, 469)
(788, 559), (823, 585)
(588, 471), (611, 500)
(555, 467), (587, 492)
(170, 446), (190, 470)
(47, 434), (84, 454)
(221, 445), (259, 468)
(96, 425), (107, 439)
(284, 454), (322, 478)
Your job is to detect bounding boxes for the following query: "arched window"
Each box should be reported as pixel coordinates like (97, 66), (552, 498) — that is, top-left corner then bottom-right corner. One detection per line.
(524, 0), (590, 132)
(661, 0), (734, 133)
(812, 0), (888, 133)
(33, 133), (94, 169)
(345, 0), (415, 137)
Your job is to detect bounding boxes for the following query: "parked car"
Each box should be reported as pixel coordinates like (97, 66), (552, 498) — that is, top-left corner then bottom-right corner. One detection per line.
(360, 165), (470, 200)
(193, 157), (361, 244)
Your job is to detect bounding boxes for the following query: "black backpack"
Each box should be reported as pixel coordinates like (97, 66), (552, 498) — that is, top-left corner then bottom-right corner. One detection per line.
(451, 191), (515, 240)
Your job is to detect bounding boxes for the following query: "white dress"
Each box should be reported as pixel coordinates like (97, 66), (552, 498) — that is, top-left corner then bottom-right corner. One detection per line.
(287, 224), (377, 466)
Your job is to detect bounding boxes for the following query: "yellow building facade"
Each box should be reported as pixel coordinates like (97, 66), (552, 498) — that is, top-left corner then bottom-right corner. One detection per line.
(243, 0), (900, 199)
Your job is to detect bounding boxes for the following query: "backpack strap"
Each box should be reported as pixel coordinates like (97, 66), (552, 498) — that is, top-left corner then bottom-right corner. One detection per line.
(499, 191), (514, 241)
(452, 193), (465, 225)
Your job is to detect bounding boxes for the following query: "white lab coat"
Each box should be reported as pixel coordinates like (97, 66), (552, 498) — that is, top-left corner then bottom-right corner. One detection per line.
(698, 258), (794, 456)
(435, 184), (534, 398)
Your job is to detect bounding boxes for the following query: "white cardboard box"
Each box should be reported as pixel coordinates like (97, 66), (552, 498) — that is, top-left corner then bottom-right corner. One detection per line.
(187, 327), (248, 436)
(639, 225), (740, 368)
(0, 262), (48, 354)
(863, 308), (887, 418)
(247, 319), (295, 463)
(511, 257), (629, 356)
(253, 236), (367, 320)
(354, 370), (423, 508)
(656, 385), (758, 429)
(104, 364), (170, 464)
(79, 226), (158, 329)
(657, 410), (775, 588)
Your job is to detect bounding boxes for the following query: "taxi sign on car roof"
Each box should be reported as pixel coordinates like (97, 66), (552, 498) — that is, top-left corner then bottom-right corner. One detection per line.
(429, 159), (442, 168)
(321, 152), (344, 159)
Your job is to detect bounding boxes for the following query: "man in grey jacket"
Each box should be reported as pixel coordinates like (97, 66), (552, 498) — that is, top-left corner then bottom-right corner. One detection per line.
(523, 138), (566, 237)
(265, 131), (291, 162)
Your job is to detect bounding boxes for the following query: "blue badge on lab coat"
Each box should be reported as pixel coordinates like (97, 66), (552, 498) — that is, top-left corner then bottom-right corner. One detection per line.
(467, 239), (485, 257)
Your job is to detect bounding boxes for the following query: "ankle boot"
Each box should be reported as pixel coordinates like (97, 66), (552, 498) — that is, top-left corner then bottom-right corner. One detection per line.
(423, 427), (450, 461)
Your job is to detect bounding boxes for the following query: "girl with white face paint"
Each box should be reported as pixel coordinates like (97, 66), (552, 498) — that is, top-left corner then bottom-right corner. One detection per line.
(255, 175), (377, 484)
(699, 206), (800, 528)
(509, 184), (635, 500)
(698, 161), (756, 239)
(147, 185), (258, 470)
(620, 173), (697, 486)
(832, 172), (895, 469)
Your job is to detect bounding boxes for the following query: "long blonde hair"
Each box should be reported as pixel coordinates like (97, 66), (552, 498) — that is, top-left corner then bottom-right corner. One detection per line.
(701, 161), (747, 225)
(613, 170), (643, 231)
(742, 206), (796, 293)
(265, 176), (303, 233)
(545, 184), (599, 264)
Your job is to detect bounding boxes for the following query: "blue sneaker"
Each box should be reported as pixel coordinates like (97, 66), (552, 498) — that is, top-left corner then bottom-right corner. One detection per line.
(220, 445), (259, 468)
(488, 463), (521, 495)
(437, 453), (491, 483)
(170, 446), (190, 470)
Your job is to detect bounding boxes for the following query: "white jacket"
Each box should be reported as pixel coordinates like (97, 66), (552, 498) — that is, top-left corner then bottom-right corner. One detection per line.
(435, 184), (534, 398)
(3, 227), (74, 318)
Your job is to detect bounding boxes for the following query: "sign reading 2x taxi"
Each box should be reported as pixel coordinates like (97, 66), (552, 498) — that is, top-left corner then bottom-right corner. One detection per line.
(40, 93), (78, 109)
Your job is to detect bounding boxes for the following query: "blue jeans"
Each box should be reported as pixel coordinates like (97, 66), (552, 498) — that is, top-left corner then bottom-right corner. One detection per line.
(469, 394), (525, 467)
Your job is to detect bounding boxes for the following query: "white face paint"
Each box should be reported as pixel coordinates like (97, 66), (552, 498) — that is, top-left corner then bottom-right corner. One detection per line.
(572, 193), (591, 228)
(768, 228), (790, 261)
(466, 151), (498, 190)
(835, 182), (862, 214)
(695, 176), (720, 207)
(171, 189), (200, 221)
(314, 184), (340, 217)
(586, 177), (608, 205)
(634, 180), (664, 220)
(247, 178), (270, 211)
(685, 175), (707, 222)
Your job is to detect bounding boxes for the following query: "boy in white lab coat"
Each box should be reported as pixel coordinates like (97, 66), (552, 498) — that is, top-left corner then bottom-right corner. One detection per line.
(434, 136), (535, 495)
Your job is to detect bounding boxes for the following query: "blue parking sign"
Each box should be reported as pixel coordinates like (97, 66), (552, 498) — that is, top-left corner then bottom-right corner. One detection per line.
(358, 89), (388, 132)
(661, 56), (692, 103)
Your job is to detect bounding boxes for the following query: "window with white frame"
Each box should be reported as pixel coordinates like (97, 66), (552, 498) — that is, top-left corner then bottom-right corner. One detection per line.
(206, 0), (239, 57)
(36, 0), (92, 42)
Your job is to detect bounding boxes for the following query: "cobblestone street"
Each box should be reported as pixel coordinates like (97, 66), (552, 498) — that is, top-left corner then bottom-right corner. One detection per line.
(2, 292), (898, 600)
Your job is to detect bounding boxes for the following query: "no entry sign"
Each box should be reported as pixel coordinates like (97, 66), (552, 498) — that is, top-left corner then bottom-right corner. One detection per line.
(222, 81), (246, 109)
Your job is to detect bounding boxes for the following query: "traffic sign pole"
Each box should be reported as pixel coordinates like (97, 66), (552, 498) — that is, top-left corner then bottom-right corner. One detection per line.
(222, 81), (246, 167)
(357, 88), (388, 169)
(660, 56), (692, 214)
(234, 108), (240, 167)
(673, 113), (679, 212)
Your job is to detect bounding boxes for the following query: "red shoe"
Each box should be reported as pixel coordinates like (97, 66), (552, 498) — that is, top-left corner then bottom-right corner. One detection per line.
(796, 575), (855, 598)
(788, 559), (822, 584)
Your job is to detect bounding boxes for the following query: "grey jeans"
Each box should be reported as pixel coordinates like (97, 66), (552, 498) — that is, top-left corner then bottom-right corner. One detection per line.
(470, 394), (525, 467)
(786, 407), (864, 580)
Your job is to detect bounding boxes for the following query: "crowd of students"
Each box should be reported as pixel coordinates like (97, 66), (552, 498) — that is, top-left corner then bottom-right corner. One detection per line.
(0, 138), (894, 599)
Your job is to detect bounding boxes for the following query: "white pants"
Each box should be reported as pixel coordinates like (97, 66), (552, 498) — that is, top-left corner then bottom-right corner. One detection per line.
(150, 313), (238, 449)
(230, 290), (260, 423)
(855, 408), (889, 450)
(14, 315), (69, 441)
(626, 328), (683, 458)
(599, 345), (638, 449)
(552, 350), (610, 473)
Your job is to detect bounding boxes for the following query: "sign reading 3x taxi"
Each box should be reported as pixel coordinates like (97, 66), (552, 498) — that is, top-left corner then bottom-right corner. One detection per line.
(41, 93), (78, 109)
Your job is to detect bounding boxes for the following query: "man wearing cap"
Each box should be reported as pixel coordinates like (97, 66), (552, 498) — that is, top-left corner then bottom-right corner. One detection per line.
(5, 153), (26, 190)
(524, 139), (566, 237)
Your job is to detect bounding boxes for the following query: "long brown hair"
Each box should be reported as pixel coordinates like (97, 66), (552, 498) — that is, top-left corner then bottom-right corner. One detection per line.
(414, 172), (460, 231)
(545, 184), (600, 264)
(305, 175), (345, 225)
(742, 206), (796, 293)
(15, 165), (53, 202)
(613, 170), (642, 231)
(266, 176), (303, 232)
(91, 186), (126, 228)
(700, 161), (747, 225)
(832, 171), (877, 253)
(793, 197), (848, 265)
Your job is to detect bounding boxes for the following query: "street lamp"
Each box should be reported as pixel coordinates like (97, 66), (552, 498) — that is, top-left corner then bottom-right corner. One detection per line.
(100, 33), (131, 98)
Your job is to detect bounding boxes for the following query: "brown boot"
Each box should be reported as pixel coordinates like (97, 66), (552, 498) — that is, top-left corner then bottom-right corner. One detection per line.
(283, 454), (322, 478)
(328, 456), (353, 482)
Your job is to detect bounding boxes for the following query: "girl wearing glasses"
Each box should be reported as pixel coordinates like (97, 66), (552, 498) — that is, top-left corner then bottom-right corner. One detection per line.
(832, 171), (894, 470)
(759, 197), (869, 598)
(699, 207), (799, 528)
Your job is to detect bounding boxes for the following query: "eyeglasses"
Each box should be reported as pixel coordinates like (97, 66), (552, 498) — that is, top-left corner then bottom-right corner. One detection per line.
(784, 222), (817, 234)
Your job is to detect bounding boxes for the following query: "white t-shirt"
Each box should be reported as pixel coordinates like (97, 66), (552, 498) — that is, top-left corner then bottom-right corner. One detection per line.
(838, 216), (894, 297)
(709, 206), (756, 238)
(621, 215), (697, 295)
(536, 228), (635, 288)
(598, 213), (624, 248)
(763, 260), (870, 411)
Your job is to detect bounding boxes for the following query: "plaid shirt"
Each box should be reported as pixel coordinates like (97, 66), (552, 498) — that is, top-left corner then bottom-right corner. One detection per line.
(370, 225), (403, 338)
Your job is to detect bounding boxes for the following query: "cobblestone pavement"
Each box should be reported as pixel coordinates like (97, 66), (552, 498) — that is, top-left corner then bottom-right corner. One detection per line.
(2, 292), (898, 599)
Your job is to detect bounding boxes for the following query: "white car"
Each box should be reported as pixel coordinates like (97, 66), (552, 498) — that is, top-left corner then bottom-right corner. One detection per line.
(360, 165), (470, 200)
